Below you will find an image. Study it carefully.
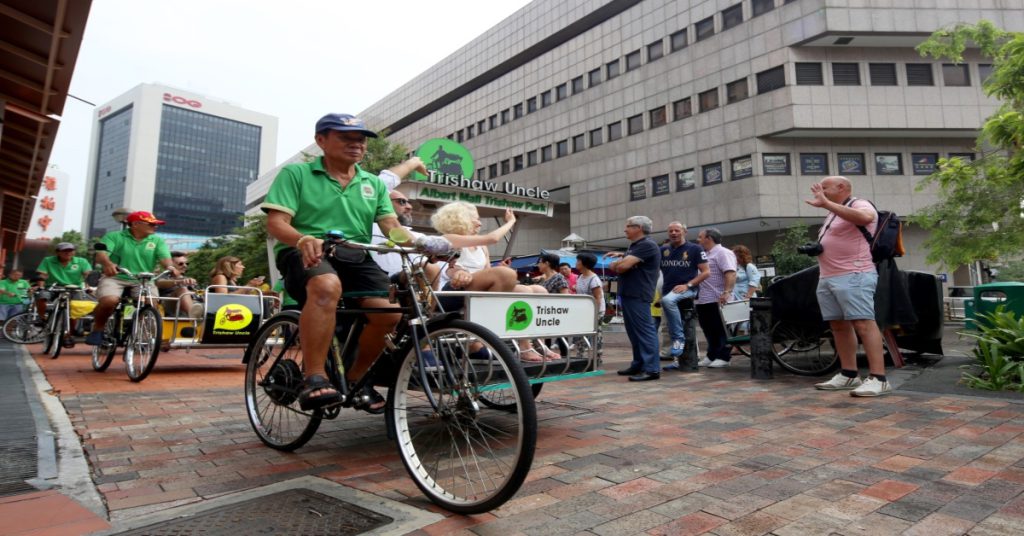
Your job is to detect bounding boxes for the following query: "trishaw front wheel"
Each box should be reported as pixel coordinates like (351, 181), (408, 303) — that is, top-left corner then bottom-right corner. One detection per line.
(387, 318), (537, 514)
(244, 313), (322, 451)
(126, 306), (161, 382)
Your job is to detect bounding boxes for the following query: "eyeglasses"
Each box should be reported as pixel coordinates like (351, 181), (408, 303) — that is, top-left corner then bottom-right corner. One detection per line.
(394, 198), (411, 206)
(176, 262), (188, 267)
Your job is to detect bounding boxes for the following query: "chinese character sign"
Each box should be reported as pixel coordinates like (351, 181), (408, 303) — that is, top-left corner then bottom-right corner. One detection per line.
(27, 167), (69, 240)
(38, 215), (53, 231)
(40, 196), (56, 210)
(43, 176), (57, 191)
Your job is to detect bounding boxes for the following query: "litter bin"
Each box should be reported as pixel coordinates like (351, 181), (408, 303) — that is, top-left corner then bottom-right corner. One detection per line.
(966, 282), (1024, 330)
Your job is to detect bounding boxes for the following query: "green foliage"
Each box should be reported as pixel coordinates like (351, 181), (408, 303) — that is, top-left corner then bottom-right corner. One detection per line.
(959, 306), (1024, 391)
(184, 214), (270, 288)
(47, 230), (88, 255)
(769, 223), (817, 276)
(361, 130), (410, 175)
(913, 21), (1024, 268)
(995, 260), (1024, 282)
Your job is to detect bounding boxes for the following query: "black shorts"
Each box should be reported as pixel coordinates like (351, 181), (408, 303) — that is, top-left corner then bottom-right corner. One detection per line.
(437, 282), (465, 312)
(276, 247), (390, 307)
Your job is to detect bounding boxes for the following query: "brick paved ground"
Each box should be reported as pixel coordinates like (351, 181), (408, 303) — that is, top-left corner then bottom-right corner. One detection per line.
(26, 341), (1024, 535)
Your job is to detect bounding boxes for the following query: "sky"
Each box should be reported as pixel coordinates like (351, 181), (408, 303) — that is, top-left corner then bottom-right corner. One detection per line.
(51, 0), (534, 233)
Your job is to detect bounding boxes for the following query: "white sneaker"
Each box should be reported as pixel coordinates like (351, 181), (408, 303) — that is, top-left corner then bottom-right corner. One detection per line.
(697, 357), (712, 367)
(851, 377), (892, 397)
(708, 359), (730, 368)
(815, 373), (863, 391)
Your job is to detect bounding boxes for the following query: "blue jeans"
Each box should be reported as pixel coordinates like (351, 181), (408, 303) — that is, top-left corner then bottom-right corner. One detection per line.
(0, 303), (25, 322)
(661, 288), (697, 343)
(620, 296), (660, 374)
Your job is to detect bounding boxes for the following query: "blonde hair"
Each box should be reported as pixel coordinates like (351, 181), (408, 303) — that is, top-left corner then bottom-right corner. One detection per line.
(210, 256), (241, 282)
(431, 201), (478, 235)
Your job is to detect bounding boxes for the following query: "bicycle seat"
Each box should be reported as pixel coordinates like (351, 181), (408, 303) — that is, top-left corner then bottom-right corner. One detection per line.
(135, 272), (156, 279)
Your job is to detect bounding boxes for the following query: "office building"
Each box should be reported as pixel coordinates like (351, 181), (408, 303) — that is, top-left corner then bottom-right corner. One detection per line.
(250, 0), (1023, 284)
(83, 83), (277, 243)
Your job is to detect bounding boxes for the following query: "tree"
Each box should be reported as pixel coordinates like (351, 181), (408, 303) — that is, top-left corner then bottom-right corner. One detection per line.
(186, 214), (270, 287)
(770, 223), (817, 276)
(361, 130), (411, 174)
(47, 230), (88, 255)
(913, 21), (1024, 267)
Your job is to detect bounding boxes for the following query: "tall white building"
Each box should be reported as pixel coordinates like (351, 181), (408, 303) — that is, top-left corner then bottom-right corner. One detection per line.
(82, 83), (277, 242)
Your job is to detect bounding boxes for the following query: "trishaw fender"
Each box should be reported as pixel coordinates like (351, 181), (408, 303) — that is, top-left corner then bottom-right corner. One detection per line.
(241, 310), (302, 364)
(425, 311), (462, 329)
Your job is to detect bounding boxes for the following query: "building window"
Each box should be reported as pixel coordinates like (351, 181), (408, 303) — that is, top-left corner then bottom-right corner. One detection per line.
(942, 63), (970, 86)
(978, 63), (994, 84)
(726, 78), (748, 103)
(702, 162), (724, 185)
(673, 97), (692, 120)
(795, 62), (824, 85)
(606, 59), (620, 80)
(649, 106), (666, 128)
(699, 88), (719, 112)
(502, 109), (511, 123)
(670, 29), (688, 51)
(572, 134), (585, 152)
(911, 153), (938, 175)
(629, 179), (647, 201)
(466, 125), (474, 139)
(647, 40), (663, 62)
(556, 140), (568, 157)
(906, 63), (934, 86)
(752, 0), (774, 17)
(513, 155), (524, 171)
(477, 119), (486, 134)
(756, 65), (785, 94)
(555, 83), (568, 101)
(527, 97), (537, 113)
(625, 49), (642, 72)
(832, 63), (861, 85)
(627, 114), (644, 135)
(676, 169), (696, 191)
(501, 159), (510, 175)
(571, 76), (584, 94)
(489, 163), (498, 179)
(527, 150), (537, 167)
(652, 174), (670, 197)
(869, 63), (897, 86)
(489, 114), (498, 129)
(875, 153), (903, 175)
(513, 104), (523, 119)
(722, 4), (743, 30)
(476, 167), (485, 179)
(731, 155), (753, 180)
(540, 90), (552, 108)
(456, 129), (464, 142)
(541, 145), (552, 162)
(589, 128), (603, 147)
(696, 16), (715, 41)
(836, 153), (866, 175)
(588, 68), (602, 87)
(608, 121), (622, 141)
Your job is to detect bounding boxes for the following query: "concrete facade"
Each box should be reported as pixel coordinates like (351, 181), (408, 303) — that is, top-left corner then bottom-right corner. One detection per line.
(250, 0), (1024, 284)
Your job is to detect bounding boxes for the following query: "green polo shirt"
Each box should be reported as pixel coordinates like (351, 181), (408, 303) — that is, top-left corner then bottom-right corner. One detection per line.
(99, 229), (171, 280)
(0, 279), (29, 305)
(37, 255), (92, 286)
(261, 158), (396, 255)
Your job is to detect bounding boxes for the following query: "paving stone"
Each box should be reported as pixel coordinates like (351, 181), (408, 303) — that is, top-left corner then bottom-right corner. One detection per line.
(590, 510), (671, 536)
(938, 493), (1000, 522)
(902, 512), (977, 536)
(876, 495), (943, 522)
(841, 512), (914, 535)
(648, 511), (727, 536)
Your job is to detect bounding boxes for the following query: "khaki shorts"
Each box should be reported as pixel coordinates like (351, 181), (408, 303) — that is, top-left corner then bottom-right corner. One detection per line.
(96, 277), (158, 300)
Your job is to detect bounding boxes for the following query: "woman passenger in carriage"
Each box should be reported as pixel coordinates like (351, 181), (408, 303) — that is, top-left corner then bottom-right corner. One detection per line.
(208, 256), (265, 295)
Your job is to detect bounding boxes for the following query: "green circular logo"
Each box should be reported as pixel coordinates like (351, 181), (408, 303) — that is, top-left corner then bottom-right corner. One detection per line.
(414, 138), (475, 180)
(506, 301), (532, 332)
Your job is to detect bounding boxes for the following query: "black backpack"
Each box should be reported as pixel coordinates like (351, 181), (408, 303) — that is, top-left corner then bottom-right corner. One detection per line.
(854, 199), (905, 263)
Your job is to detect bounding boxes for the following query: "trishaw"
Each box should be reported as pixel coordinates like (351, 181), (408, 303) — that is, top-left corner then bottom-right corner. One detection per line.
(155, 285), (278, 351)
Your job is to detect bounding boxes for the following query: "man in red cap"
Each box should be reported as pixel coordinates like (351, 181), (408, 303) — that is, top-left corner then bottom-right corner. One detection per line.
(86, 211), (181, 345)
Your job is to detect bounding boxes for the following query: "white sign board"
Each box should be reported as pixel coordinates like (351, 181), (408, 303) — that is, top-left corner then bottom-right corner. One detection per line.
(463, 293), (597, 338)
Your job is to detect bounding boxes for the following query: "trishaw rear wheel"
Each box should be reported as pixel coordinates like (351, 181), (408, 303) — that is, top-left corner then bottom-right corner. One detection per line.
(771, 321), (838, 376)
(244, 313), (322, 451)
(3, 312), (46, 344)
(91, 311), (120, 372)
(388, 318), (537, 514)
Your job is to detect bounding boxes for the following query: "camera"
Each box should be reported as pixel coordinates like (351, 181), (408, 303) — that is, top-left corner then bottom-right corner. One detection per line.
(797, 241), (824, 256)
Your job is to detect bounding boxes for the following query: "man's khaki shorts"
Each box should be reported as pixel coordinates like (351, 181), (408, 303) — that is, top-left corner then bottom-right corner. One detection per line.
(96, 277), (158, 300)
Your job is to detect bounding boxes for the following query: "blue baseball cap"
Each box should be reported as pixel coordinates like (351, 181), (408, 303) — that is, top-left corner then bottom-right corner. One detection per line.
(314, 113), (378, 138)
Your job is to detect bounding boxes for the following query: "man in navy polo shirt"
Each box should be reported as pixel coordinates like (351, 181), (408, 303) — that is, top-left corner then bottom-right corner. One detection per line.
(607, 215), (662, 381)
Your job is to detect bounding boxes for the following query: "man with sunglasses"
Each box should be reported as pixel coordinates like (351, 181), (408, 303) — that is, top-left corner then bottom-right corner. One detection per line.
(156, 251), (197, 317)
(86, 211), (180, 345)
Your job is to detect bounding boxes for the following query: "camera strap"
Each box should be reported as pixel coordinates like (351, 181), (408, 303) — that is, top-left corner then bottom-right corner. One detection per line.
(816, 197), (856, 241)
